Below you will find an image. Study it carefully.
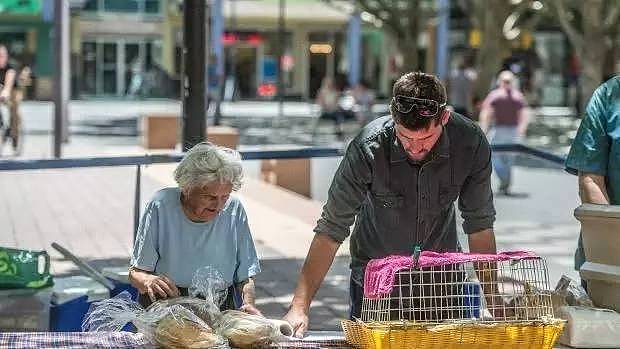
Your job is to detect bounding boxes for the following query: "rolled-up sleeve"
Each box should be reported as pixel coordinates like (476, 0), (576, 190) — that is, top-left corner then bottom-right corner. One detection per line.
(234, 202), (261, 283)
(459, 134), (496, 234)
(565, 84), (610, 176)
(314, 141), (372, 243)
(131, 200), (160, 271)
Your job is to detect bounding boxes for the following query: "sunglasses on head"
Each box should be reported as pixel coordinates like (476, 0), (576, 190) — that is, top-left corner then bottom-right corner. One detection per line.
(392, 95), (447, 117)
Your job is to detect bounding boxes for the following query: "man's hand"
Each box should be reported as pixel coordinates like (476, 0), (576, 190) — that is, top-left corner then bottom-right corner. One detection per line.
(240, 303), (263, 317)
(142, 274), (180, 302)
(283, 306), (309, 338)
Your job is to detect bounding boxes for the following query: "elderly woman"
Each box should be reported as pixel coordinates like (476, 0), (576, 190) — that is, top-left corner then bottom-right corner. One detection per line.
(129, 143), (261, 315)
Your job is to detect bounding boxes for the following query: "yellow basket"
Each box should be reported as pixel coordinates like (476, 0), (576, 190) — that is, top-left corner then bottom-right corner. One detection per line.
(341, 319), (565, 349)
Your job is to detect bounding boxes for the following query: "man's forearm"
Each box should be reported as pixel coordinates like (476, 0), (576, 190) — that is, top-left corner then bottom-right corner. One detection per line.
(468, 229), (500, 309)
(578, 172), (609, 204)
(468, 228), (496, 254)
(290, 233), (340, 312)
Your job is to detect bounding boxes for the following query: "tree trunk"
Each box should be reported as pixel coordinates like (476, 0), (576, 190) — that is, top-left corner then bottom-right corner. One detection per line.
(400, 39), (420, 72)
(400, 1), (421, 72)
(472, 0), (513, 103)
(578, 0), (607, 111)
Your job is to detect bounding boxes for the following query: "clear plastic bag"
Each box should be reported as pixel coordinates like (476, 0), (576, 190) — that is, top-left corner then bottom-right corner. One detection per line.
(553, 275), (594, 307)
(215, 310), (285, 349)
(83, 266), (290, 348)
(83, 291), (228, 348)
(146, 296), (221, 328)
(83, 266), (230, 348)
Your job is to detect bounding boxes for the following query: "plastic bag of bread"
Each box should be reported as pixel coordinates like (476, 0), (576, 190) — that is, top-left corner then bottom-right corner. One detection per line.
(147, 296), (220, 327)
(153, 305), (228, 349)
(215, 310), (287, 349)
(82, 291), (229, 348)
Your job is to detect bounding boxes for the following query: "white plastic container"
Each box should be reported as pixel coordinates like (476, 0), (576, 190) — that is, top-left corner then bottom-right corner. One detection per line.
(0, 287), (52, 331)
(557, 305), (620, 348)
(51, 275), (109, 305)
(101, 266), (130, 283)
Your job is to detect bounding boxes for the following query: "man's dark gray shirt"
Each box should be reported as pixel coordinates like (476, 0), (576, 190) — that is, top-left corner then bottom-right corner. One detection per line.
(314, 113), (496, 285)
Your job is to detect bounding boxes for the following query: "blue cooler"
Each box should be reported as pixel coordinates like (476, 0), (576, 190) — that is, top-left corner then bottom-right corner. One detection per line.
(49, 276), (109, 331)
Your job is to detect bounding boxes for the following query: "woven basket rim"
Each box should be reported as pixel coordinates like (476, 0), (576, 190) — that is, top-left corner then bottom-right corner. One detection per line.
(342, 318), (566, 330)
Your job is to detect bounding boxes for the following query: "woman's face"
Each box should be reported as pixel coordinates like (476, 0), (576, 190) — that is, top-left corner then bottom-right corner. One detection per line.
(182, 181), (233, 222)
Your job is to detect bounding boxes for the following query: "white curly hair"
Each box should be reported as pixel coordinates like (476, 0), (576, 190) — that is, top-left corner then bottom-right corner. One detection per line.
(173, 142), (243, 192)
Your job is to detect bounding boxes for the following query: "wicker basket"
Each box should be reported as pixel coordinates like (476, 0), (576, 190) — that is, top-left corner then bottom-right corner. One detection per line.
(341, 319), (565, 349)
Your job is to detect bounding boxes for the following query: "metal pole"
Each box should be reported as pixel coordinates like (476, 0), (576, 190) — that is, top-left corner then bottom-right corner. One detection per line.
(212, 0), (224, 125)
(53, 0), (70, 158)
(347, 11), (361, 87)
(275, 0), (285, 126)
(133, 164), (141, 242)
(436, 0), (450, 80)
(182, 0), (207, 151)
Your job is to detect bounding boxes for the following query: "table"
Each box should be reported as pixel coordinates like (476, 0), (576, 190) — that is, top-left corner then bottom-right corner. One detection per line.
(0, 331), (152, 348)
(265, 331), (355, 348)
(0, 331), (353, 349)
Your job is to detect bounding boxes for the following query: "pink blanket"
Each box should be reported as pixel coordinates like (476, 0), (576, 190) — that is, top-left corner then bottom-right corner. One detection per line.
(363, 251), (539, 299)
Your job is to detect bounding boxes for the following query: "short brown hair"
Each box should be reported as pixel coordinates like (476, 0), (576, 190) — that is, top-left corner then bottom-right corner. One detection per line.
(390, 72), (447, 130)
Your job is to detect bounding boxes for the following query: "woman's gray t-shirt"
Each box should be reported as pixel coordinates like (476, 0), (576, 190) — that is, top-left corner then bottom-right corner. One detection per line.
(131, 188), (260, 288)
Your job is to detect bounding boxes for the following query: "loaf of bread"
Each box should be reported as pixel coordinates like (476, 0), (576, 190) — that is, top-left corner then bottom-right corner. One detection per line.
(154, 314), (228, 349)
(217, 310), (279, 349)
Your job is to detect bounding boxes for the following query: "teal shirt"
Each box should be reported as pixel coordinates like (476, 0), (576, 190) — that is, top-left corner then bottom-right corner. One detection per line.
(566, 76), (620, 202)
(131, 188), (261, 288)
(565, 75), (620, 268)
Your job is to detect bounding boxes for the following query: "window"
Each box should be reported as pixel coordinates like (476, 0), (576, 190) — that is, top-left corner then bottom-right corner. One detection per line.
(82, 0), (160, 14)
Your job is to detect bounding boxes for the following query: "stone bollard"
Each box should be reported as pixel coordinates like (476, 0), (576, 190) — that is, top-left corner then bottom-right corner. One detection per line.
(206, 126), (240, 149)
(260, 159), (311, 198)
(574, 203), (620, 312)
(141, 114), (178, 149)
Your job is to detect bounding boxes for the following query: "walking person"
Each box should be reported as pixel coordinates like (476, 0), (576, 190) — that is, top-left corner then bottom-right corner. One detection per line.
(315, 77), (344, 139)
(479, 70), (530, 196)
(0, 44), (19, 156)
(448, 62), (476, 118)
(352, 80), (375, 126)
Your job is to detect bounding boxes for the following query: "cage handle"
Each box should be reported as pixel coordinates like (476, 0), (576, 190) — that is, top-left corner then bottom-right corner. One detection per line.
(412, 245), (422, 269)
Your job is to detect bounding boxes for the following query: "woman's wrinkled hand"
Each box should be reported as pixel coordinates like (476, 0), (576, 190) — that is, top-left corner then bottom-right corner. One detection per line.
(143, 274), (180, 302)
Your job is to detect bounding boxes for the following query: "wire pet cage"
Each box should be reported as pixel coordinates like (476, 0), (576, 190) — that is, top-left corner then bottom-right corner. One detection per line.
(342, 251), (565, 349)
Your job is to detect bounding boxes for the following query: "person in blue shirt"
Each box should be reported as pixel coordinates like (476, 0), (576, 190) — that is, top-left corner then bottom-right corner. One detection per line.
(565, 75), (620, 278)
(129, 142), (261, 315)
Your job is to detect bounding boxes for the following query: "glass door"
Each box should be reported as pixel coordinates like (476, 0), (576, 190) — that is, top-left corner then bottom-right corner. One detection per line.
(81, 38), (161, 97)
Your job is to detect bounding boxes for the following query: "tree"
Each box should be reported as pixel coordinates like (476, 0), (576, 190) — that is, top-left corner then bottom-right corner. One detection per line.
(456, 0), (544, 101)
(545, 0), (619, 111)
